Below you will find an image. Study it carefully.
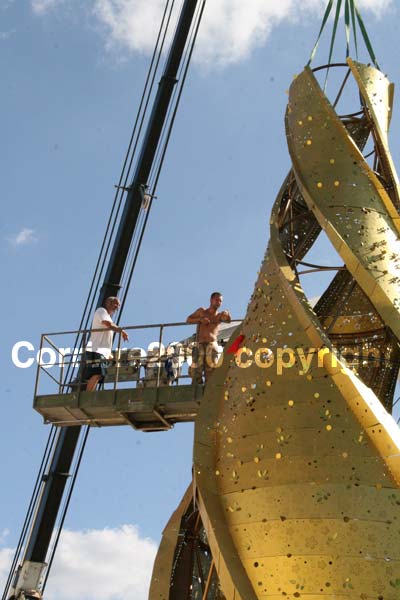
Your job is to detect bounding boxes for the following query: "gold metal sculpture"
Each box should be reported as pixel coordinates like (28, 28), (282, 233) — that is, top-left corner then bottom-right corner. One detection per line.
(150, 14), (400, 600)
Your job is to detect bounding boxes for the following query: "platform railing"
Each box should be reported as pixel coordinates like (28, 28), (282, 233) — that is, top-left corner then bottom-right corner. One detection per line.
(33, 320), (241, 401)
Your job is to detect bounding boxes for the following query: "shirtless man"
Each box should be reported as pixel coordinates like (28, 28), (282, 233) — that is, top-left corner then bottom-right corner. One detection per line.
(186, 292), (231, 383)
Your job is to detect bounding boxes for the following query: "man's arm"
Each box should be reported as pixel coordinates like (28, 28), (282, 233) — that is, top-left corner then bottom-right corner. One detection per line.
(219, 310), (232, 324)
(186, 308), (209, 325)
(101, 320), (129, 341)
(201, 311), (231, 324)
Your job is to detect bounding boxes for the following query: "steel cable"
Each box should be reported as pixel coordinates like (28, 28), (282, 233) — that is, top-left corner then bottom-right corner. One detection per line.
(118, 0), (205, 317)
(2, 2), (178, 598)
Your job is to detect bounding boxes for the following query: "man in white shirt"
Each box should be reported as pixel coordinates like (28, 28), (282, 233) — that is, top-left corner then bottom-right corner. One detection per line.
(84, 296), (129, 391)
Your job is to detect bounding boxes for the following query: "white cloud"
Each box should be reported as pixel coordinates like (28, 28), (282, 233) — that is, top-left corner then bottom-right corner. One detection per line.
(0, 529), (10, 546)
(31, 0), (65, 15)
(0, 29), (16, 40)
(0, 0), (15, 10)
(0, 525), (157, 600)
(93, 0), (168, 55)
(30, 0), (394, 66)
(357, 0), (393, 16)
(92, 0), (393, 67)
(0, 547), (14, 592)
(9, 228), (38, 246)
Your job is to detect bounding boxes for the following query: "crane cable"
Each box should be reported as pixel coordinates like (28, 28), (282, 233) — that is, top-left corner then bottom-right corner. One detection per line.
(41, 426), (90, 592)
(118, 0), (206, 317)
(43, 2), (204, 587)
(42, 0), (179, 588)
(2, 1), (180, 597)
(62, 0), (177, 388)
(1, 426), (57, 600)
(46, 4), (206, 580)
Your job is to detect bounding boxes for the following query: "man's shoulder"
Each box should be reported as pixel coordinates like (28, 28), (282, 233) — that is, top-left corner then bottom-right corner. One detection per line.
(94, 307), (111, 322)
(190, 306), (206, 314)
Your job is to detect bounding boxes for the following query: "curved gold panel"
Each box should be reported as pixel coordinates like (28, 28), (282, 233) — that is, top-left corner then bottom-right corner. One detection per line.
(192, 61), (400, 600)
(347, 59), (400, 215)
(149, 485), (193, 599)
(286, 63), (400, 334)
(348, 59), (394, 144)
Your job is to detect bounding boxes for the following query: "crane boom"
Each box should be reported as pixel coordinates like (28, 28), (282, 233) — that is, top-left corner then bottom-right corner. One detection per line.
(8, 1), (201, 597)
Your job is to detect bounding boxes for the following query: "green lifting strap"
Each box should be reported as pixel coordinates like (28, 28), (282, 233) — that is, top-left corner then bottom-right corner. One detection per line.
(349, 0), (358, 59)
(327, 0), (343, 67)
(308, 0), (380, 71)
(307, 0), (334, 66)
(344, 0), (350, 58)
(354, 2), (381, 70)
(323, 0), (342, 90)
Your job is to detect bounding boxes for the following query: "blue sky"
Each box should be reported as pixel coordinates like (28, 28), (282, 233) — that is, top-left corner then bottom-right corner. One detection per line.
(1, 1), (399, 598)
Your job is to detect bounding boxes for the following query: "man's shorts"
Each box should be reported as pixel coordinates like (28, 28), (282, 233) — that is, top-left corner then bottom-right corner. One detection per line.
(82, 351), (108, 383)
(190, 342), (220, 383)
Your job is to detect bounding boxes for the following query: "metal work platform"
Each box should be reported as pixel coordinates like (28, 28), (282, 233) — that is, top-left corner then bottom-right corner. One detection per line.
(33, 320), (240, 432)
(34, 384), (202, 431)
